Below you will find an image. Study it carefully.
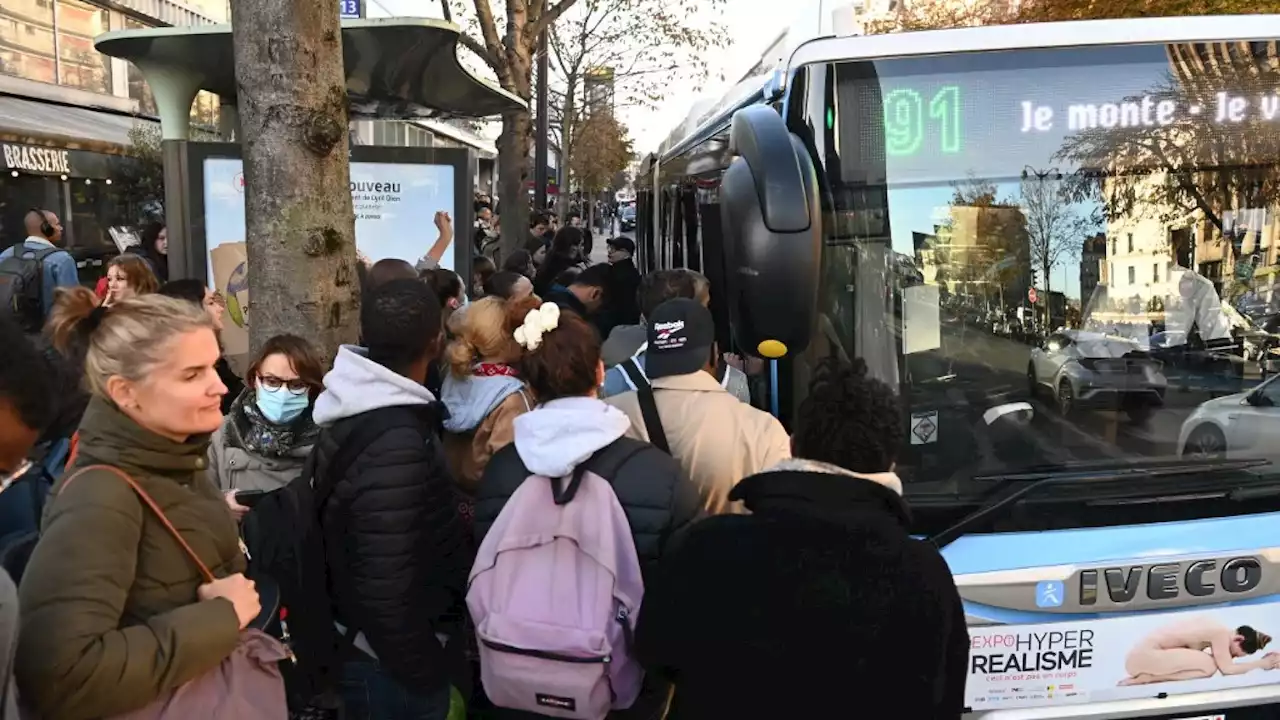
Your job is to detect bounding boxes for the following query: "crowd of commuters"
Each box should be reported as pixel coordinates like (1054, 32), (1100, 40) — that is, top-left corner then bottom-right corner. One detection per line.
(0, 204), (969, 720)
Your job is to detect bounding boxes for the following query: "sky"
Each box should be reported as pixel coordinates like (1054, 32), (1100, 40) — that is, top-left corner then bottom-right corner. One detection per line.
(364, 0), (780, 153)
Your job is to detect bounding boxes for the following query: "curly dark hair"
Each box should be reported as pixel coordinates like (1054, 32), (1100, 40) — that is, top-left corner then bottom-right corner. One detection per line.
(362, 278), (442, 372)
(792, 356), (904, 474)
(0, 316), (55, 435)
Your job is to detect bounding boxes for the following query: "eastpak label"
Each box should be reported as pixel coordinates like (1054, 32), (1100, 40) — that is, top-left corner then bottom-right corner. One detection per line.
(535, 694), (577, 711)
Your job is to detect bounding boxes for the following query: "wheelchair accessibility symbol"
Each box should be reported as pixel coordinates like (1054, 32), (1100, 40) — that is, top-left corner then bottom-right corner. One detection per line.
(1036, 580), (1065, 608)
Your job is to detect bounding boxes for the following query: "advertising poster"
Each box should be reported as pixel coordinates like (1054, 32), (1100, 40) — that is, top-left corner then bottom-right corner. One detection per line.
(209, 242), (249, 359)
(202, 155), (457, 302)
(966, 606), (1280, 712)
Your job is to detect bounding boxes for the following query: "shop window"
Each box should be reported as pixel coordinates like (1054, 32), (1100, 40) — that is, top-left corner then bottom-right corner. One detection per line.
(56, 0), (111, 95)
(0, 2), (57, 85)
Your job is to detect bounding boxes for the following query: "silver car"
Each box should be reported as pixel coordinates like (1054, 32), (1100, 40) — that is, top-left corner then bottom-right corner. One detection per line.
(1028, 330), (1168, 422)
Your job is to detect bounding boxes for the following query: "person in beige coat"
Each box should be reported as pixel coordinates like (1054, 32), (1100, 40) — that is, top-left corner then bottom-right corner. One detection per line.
(606, 299), (790, 514)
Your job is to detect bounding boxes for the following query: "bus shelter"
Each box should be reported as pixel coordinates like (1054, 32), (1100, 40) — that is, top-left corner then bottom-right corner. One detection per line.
(95, 18), (523, 284)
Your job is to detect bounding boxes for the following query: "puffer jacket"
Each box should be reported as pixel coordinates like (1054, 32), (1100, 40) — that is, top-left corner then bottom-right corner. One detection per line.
(311, 346), (473, 694)
(207, 389), (317, 493)
(634, 459), (968, 720)
(440, 369), (532, 493)
(16, 397), (244, 720)
(474, 396), (701, 575)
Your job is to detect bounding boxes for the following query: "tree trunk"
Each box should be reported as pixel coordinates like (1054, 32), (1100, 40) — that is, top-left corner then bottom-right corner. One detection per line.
(497, 110), (534, 260)
(229, 0), (358, 362)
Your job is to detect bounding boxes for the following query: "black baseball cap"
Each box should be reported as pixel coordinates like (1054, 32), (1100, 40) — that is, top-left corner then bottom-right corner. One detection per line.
(607, 236), (635, 254)
(646, 298), (715, 380)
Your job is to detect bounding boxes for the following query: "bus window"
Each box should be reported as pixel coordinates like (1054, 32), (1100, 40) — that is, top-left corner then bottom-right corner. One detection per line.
(796, 38), (1280, 531)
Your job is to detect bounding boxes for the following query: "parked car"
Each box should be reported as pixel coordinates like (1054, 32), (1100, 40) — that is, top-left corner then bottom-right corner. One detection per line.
(1178, 373), (1280, 458)
(1028, 330), (1167, 422)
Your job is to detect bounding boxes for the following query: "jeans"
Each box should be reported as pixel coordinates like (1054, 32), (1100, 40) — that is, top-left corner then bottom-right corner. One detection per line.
(339, 660), (452, 720)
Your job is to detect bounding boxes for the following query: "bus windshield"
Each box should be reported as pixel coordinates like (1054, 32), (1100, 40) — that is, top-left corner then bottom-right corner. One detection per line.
(813, 38), (1280, 522)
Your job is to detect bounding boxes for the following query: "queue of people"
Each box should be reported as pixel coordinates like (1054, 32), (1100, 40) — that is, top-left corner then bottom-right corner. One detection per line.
(0, 212), (970, 720)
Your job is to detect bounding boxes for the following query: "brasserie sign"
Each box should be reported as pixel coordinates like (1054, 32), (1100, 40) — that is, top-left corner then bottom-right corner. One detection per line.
(1, 143), (72, 175)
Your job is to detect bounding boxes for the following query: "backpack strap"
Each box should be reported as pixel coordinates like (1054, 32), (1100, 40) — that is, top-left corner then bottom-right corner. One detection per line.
(549, 438), (651, 506)
(62, 465), (216, 583)
(619, 360), (670, 454)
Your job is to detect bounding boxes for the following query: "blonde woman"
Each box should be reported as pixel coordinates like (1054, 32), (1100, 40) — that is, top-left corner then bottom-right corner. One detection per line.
(18, 294), (260, 720)
(440, 295), (539, 492)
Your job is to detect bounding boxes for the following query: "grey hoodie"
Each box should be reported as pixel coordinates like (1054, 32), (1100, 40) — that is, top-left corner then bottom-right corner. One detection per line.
(313, 345), (437, 427)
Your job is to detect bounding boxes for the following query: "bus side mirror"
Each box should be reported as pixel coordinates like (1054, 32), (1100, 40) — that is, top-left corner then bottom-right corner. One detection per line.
(720, 104), (821, 360)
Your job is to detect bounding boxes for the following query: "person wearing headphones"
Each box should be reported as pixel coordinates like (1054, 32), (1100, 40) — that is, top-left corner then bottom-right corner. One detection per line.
(0, 208), (78, 332)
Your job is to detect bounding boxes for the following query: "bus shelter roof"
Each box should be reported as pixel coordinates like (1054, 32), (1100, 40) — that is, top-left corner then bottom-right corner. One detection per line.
(95, 18), (524, 119)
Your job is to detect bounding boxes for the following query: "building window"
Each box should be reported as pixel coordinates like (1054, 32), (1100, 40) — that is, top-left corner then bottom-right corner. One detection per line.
(1153, 263), (1159, 283)
(1127, 233), (1134, 253)
(1111, 238), (1117, 254)
(56, 0), (111, 94)
(1128, 266), (1135, 285)
(0, 2), (57, 85)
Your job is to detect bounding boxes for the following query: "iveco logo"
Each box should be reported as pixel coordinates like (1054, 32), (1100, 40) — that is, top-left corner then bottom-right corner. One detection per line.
(1080, 557), (1261, 605)
(953, 550), (1280, 618)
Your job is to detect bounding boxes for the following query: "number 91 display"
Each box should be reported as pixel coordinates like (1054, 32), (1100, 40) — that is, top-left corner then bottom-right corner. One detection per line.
(883, 86), (963, 157)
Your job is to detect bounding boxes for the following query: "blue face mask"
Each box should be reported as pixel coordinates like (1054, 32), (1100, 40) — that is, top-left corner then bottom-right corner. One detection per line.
(256, 384), (310, 424)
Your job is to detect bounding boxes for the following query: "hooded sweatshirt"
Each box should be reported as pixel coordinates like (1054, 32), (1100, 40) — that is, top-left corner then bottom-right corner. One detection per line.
(314, 345), (437, 425)
(310, 345), (472, 694)
(440, 371), (531, 493)
(474, 396), (702, 572)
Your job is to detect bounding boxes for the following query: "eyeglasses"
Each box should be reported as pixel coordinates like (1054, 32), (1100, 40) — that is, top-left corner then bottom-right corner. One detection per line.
(259, 374), (309, 394)
(0, 458), (33, 494)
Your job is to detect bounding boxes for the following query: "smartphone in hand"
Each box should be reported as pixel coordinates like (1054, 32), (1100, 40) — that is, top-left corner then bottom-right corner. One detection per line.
(234, 489), (269, 508)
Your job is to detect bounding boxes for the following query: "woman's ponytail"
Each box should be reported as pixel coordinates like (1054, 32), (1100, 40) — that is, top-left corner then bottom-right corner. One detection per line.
(46, 286), (100, 356)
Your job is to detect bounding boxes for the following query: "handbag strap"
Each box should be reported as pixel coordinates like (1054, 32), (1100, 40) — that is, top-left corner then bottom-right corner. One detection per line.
(62, 464), (216, 584)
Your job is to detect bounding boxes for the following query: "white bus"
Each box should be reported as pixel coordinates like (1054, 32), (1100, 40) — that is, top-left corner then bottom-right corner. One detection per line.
(639, 13), (1280, 720)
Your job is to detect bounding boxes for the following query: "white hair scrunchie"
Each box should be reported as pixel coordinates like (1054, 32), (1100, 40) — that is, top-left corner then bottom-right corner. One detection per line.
(514, 302), (562, 351)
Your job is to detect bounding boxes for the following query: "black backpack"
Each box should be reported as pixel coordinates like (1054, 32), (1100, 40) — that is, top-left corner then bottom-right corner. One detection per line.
(245, 405), (429, 710)
(0, 244), (61, 333)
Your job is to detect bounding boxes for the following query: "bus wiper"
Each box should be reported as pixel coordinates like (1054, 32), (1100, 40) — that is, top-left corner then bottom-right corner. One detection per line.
(929, 458), (1270, 548)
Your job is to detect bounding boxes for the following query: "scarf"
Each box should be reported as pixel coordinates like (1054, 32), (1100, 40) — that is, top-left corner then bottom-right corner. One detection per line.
(473, 362), (519, 378)
(228, 388), (320, 459)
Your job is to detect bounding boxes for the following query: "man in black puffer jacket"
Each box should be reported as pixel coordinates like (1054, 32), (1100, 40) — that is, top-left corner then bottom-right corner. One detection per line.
(633, 356), (970, 720)
(311, 279), (473, 718)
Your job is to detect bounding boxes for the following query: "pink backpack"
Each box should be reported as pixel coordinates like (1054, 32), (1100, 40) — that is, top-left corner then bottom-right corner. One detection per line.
(467, 445), (645, 719)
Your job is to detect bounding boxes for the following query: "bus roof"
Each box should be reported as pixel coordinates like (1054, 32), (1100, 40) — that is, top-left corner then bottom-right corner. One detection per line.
(657, 14), (1280, 165)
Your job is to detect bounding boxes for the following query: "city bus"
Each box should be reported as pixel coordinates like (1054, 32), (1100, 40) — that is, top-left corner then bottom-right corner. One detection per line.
(637, 12), (1280, 719)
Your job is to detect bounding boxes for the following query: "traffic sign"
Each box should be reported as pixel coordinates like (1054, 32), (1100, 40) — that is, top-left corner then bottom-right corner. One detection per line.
(1028, 287), (1038, 304)
(339, 0), (362, 19)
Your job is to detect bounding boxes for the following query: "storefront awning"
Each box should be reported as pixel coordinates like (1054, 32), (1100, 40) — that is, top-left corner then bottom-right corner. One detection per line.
(95, 18), (526, 120)
(0, 95), (155, 154)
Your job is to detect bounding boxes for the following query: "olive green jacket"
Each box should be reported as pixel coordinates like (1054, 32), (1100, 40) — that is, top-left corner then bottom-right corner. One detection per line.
(16, 397), (245, 720)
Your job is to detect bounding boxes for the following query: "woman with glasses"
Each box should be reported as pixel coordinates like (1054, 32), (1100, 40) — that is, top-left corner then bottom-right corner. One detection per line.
(208, 335), (325, 520)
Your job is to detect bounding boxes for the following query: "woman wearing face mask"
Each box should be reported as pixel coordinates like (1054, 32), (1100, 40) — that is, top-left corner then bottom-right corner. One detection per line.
(208, 335), (324, 520)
